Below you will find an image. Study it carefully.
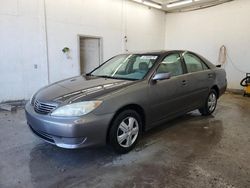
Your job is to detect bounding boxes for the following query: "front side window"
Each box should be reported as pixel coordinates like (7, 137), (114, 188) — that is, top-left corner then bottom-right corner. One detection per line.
(156, 53), (183, 77)
(91, 54), (158, 80)
(182, 52), (208, 73)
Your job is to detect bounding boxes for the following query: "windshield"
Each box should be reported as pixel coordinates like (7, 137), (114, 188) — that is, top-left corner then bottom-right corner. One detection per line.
(90, 54), (159, 80)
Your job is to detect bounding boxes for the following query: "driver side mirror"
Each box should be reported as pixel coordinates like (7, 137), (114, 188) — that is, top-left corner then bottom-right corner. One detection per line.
(152, 72), (171, 81)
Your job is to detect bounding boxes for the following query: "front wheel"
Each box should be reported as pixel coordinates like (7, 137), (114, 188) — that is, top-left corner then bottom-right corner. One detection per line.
(199, 89), (218, 116)
(109, 110), (142, 154)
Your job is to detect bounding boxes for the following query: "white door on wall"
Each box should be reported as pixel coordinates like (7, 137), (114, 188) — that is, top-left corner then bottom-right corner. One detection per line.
(79, 37), (101, 74)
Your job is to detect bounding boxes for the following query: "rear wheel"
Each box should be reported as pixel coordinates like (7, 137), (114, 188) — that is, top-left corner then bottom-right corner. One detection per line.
(199, 89), (217, 116)
(109, 110), (142, 154)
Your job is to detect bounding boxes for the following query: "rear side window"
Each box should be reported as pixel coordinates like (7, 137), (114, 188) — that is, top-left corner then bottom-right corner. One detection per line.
(156, 53), (183, 77)
(183, 52), (208, 73)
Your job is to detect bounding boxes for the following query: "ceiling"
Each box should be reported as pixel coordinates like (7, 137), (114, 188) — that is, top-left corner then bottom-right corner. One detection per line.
(132, 0), (234, 13)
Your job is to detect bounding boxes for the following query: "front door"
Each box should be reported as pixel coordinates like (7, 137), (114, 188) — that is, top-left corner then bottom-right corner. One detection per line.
(148, 53), (189, 126)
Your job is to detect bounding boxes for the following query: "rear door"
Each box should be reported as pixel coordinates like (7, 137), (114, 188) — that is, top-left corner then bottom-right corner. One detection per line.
(148, 53), (190, 125)
(181, 51), (215, 109)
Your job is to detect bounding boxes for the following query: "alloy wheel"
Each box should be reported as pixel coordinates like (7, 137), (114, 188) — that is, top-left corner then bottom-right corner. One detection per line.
(117, 117), (139, 148)
(208, 92), (217, 112)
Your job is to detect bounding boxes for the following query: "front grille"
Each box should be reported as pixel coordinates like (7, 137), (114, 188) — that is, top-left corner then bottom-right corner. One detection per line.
(34, 100), (57, 114)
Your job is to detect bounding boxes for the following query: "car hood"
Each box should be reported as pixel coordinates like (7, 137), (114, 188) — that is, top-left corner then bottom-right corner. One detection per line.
(35, 76), (134, 104)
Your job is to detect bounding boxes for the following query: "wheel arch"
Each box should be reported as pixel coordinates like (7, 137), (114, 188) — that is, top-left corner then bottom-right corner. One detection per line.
(106, 103), (146, 144)
(211, 85), (220, 98)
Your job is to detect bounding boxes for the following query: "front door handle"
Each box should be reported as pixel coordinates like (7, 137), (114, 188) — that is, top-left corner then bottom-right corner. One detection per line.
(182, 80), (187, 85)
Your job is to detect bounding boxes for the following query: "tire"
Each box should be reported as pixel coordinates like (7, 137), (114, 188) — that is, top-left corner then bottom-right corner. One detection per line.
(199, 89), (218, 116)
(109, 110), (142, 154)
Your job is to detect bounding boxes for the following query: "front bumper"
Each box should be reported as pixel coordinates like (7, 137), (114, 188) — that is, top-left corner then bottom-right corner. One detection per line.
(25, 103), (114, 149)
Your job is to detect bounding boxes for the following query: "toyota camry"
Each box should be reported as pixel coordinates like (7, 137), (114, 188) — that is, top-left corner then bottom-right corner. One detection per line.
(25, 50), (227, 153)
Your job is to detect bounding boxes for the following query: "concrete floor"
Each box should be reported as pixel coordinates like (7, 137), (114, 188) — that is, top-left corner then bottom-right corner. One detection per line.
(0, 93), (250, 188)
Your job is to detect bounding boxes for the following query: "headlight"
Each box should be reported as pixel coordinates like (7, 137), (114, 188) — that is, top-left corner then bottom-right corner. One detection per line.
(51, 101), (102, 117)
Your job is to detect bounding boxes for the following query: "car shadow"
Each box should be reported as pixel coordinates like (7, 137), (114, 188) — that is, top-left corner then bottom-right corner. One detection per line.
(28, 110), (223, 187)
(137, 110), (223, 153)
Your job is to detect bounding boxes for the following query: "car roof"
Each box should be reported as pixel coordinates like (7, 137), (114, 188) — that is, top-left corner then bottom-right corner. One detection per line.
(124, 50), (185, 55)
(122, 50), (216, 69)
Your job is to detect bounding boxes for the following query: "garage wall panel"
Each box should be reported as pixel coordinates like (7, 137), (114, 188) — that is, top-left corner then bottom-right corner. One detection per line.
(125, 1), (166, 51)
(165, 0), (250, 89)
(0, 0), (48, 102)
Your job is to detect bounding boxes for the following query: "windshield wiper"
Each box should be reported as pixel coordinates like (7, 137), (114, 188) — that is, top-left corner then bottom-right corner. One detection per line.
(92, 75), (138, 81)
(94, 75), (114, 79)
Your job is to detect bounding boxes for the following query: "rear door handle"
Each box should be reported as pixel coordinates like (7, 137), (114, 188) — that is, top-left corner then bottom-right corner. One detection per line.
(208, 73), (213, 78)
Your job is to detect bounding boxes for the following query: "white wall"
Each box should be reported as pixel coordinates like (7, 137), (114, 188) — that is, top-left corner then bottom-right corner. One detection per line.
(0, 0), (49, 102)
(165, 0), (250, 89)
(0, 0), (165, 102)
